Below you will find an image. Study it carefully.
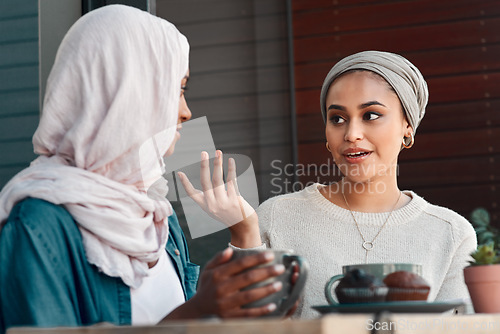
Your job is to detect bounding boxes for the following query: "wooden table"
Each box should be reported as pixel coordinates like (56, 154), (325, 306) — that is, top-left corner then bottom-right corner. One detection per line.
(8, 314), (500, 334)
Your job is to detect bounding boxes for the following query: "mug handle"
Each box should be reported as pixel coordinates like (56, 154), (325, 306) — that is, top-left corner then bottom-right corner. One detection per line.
(279, 255), (309, 313)
(324, 274), (344, 305)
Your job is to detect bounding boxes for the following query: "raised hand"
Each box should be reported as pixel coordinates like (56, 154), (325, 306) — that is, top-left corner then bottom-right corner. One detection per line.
(177, 150), (261, 248)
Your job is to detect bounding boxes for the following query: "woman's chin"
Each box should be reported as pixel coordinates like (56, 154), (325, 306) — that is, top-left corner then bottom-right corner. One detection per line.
(163, 132), (181, 157)
(343, 177), (367, 184)
(163, 146), (175, 157)
(342, 174), (377, 185)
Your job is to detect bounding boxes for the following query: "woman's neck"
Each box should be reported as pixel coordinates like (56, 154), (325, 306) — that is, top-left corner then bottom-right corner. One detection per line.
(320, 177), (408, 213)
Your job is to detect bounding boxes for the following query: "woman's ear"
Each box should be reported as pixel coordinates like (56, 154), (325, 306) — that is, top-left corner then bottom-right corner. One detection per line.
(405, 124), (414, 137)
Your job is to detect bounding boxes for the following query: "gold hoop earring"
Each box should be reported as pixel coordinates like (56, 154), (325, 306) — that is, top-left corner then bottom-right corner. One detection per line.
(326, 142), (331, 152)
(403, 133), (414, 149)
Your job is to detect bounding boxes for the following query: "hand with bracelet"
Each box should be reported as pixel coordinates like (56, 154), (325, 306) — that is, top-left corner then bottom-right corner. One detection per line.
(177, 150), (302, 318)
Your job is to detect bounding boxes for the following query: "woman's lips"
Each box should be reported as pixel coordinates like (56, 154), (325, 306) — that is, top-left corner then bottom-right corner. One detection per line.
(342, 149), (372, 164)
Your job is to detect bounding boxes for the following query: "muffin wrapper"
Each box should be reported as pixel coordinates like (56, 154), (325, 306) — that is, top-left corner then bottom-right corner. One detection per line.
(386, 287), (430, 301)
(336, 287), (389, 304)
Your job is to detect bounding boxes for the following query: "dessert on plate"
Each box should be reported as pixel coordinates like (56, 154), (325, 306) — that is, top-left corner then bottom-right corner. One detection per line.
(383, 270), (430, 301)
(335, 268), (388, 304)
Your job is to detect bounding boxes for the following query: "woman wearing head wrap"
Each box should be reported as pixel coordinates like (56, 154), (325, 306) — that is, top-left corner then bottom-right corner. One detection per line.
(0, 5), (285, 331)
(223, 51), (477, 318)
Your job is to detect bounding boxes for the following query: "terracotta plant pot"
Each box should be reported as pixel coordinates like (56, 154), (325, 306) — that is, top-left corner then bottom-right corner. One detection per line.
(464, 264), (500, 313)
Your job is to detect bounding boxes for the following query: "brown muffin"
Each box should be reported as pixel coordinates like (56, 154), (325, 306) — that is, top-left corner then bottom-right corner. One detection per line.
(335, 269), (388, 304)
(383, 271), (430, 301)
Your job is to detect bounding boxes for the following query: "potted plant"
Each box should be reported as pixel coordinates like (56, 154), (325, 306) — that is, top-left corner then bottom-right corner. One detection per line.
(463, 208), (500, 313)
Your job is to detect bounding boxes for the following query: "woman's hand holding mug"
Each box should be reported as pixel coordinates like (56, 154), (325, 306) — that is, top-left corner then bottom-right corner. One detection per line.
(163, 248), (286, 320)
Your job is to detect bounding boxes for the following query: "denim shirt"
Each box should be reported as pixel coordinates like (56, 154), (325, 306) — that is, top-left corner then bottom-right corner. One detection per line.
(0, 198), (199, 333)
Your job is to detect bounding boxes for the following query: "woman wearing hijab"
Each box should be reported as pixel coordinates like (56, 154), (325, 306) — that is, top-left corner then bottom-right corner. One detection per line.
(260, 51), (478, 318)
(187, 51), (477, 318)
(0, 5), (285, 331)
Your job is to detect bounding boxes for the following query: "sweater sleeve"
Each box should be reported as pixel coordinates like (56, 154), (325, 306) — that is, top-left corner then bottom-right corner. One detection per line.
(434, 218), (477, 301)
(256, 196), (278, 248)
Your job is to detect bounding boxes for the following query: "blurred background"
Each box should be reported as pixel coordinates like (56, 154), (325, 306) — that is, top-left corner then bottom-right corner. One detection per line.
(1, 0), (499, 266)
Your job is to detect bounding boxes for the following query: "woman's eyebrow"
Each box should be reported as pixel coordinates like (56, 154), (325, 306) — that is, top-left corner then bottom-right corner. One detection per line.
(327, 104), (346, 112)
(359, 101), (386, 109)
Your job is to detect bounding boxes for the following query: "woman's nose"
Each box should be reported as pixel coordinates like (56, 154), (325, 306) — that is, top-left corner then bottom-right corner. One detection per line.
(178, 95), (192, 123)
(344, 120), (363, 142)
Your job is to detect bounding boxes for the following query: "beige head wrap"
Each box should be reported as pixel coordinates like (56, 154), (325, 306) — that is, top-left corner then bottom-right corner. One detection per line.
(320, 51), (429, 141)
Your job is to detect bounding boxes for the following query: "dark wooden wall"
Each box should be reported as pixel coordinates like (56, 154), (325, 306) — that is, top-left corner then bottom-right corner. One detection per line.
(292, 0), (500, 225)
(0, 0), (38, 187)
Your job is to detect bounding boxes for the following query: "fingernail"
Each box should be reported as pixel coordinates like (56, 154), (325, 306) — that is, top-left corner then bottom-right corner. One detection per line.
(201, 151), (208, 160)
(176, 172), (183, 179)
(274, 264), (285, 274)
(263, 252), (274, 261)
(272, 281), (283, 291)
(267, 303), (277, 312)
(222, 247), (232, 257)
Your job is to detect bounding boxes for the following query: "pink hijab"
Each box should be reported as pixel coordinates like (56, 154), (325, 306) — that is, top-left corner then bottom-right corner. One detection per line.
(0, 5), (189, 288)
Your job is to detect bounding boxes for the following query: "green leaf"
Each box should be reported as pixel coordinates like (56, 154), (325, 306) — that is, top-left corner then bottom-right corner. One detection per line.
(478, 231), (495, 245)
(474, 226), (487, 234)
(470, 243), (500, 265)
(471, 208), (490, 227)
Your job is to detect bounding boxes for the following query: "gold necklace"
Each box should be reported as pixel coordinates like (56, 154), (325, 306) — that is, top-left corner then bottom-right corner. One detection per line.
(341, 182), (402, 263)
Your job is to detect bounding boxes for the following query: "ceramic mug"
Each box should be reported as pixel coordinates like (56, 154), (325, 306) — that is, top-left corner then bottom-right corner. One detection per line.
(231, 249), (309, 316)
(324, 263), (422, 305)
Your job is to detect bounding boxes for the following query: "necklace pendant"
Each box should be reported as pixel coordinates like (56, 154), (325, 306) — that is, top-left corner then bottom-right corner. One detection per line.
(362, 241), (374, 251)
